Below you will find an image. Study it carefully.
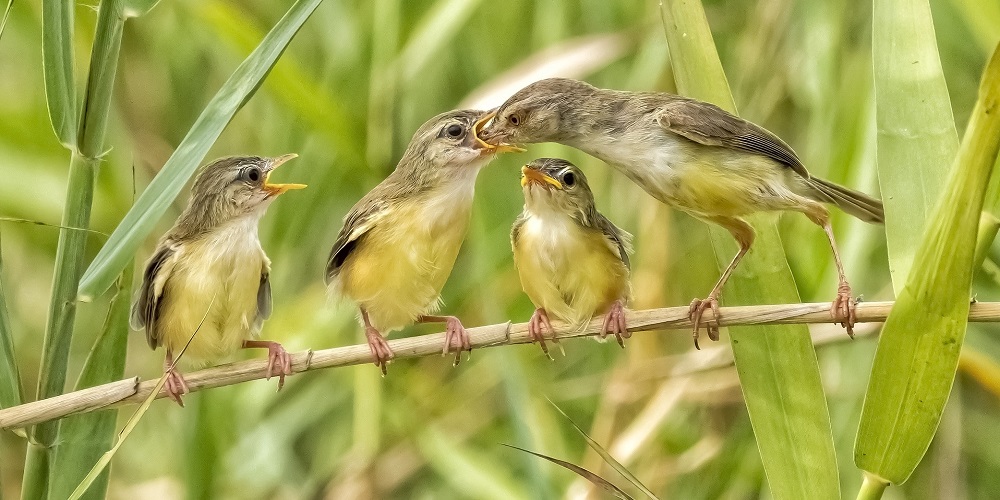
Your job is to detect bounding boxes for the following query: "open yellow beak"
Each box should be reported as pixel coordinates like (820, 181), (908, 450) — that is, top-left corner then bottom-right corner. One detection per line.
(263, 153), (307, 195)
(520, 165), (562, 189)
(473, 110), (526, 154)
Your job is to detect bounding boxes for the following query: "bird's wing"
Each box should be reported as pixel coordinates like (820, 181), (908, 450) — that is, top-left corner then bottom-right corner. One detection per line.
(656, 98), (809, 178)
(130, 241), (181, 349)
(595, 214), (633, 270)
(510, 211), (528, 249)
(325, 198), (389, 284)
(255, 257), (272, 331)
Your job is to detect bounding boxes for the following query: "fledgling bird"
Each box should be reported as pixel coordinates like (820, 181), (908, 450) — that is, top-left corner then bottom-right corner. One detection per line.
(512, 158), (632, 357)
(131, 154), (305, 406)
(326, 109), (520, 374)
(479, 78), (884, 348)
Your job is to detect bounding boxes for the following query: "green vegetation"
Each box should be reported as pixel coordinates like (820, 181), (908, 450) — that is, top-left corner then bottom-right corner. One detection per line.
(0, 0), (998, 498)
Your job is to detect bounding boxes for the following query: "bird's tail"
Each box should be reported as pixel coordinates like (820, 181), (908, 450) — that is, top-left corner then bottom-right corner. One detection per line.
(804, 177), (885, 224)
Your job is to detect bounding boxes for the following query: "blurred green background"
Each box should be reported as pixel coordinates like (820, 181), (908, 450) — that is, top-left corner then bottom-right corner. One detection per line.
(1, 0), (999, 498)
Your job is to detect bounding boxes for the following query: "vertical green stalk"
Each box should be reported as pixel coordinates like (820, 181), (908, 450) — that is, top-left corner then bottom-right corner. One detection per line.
(660, 1), (839, 498)
(42, 0), (77, 147)
(48, 265), (134, 500)
(22, 1), (125, 498)
(0, 231), (22, 410)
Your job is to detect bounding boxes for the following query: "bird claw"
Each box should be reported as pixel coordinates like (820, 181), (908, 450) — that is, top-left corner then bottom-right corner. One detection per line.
(365, 326), (394, 376)
(831, 281), (856, 338)
(600, 300), (630, 348)
(264, 342), (294, 391)
(440, 316), (472, 366)
(164, 367), (189, 407)
(689, 295), (721, 350)
(528, 308), (562, 360)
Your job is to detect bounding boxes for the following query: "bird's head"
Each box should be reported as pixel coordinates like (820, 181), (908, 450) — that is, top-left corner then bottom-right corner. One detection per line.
(479, 78), (597, 146)
(520, 158), (598, 225)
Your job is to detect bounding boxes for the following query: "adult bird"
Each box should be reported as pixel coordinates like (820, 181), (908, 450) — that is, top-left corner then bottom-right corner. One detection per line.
(512, 158), (632, 357)
(131, 154), (305, 405)
(479, 78), (884, 347)
(326, 109), (520, 373)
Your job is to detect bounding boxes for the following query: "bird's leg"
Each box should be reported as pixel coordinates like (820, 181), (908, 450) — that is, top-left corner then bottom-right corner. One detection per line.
(600, 300), (630, 348)
(362, 309), (393, 375)
(418, 314), (471, 366)
(242, 339), (294, 390)
(690, 217), (754, 349)
(527, 308), (561, 360)
(163, 350), (189, 407)
(819, 218), (855, 337)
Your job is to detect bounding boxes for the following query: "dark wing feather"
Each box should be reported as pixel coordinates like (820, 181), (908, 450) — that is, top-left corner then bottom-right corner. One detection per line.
(130, 243), (178, 349)
(325, 198), (388, 284)
(656, 98), (809, 179)
(255, 272), (272, 331)
(595, 214), (633, 270)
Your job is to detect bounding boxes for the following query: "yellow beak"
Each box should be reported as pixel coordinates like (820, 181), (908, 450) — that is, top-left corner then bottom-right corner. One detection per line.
(474, 110), (526, 154)
(520, 165), (562, 189)
(263, 153), (307, 195)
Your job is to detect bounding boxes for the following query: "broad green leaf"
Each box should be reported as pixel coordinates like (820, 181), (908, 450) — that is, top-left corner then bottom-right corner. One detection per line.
(49, 265), (133, 500)
(42, 0), (76, 147)
(873, 0), (960, 293)
(501, 445), (633, 500)
(0, 231), (22, 409)
(659, 1), (839, 499)
(855, 42), (1000, 485)
(77, 0), (326, 299)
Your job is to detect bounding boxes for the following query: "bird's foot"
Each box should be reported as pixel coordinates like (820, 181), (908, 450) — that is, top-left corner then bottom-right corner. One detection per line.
(689, 295), (721, 350)
(600, 300), (630, 348)
(440, 316), (472, 366)
(528, 308), (561, 360)
(164, 366), (189, 407)
(365, 326), (394, 376)
(242, 340), (294, 390)
(831, 281), (856, 338)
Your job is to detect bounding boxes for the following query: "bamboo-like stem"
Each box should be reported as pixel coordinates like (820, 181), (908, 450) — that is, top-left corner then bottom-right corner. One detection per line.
(856, 472), (890, 500)
(3, 300), (1000, 432)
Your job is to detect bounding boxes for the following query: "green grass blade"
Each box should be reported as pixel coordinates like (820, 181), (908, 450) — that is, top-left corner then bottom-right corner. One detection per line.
(41, 0), (76, 147)
(501, 444), (634, 500)
(546, 399), (657, 500)
(872, 0), (960, 292)
(396, 0), (486, 83)
(0, 231), (22, 409)
(77, 0), (325, 300)
(659, 1), (840, 499)
(855, 42), (1000, 485)
(48, 264), (134, 500)
(0, 0), (14, 42)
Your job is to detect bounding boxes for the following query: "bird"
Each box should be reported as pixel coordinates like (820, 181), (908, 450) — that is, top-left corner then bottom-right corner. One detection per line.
(478, 78), (884, 348)
(325, 109), (521, 374)
(130, 154), (306, 406)
(511, 158), (632, 357)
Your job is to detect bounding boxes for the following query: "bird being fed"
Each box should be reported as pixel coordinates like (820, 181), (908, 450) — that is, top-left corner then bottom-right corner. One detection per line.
(478, 78), (884, 348)
(326, 109), (521, 374)
(131, 154), (306, 406)
(512, 158), (632, 358)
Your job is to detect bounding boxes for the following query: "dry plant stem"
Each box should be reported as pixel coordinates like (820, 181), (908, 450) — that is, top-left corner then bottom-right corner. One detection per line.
(4, 300), (1000, 431)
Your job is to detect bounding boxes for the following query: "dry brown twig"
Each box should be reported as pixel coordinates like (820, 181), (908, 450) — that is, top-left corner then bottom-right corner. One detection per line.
(2, 300), (999, 431)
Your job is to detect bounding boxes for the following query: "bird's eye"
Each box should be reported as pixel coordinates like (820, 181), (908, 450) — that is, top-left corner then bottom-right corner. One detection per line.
(562, 171), (576, 187)
(446, 124), (464, 138)
(509, 114), (520, 126)
(243, 167), (261, 183)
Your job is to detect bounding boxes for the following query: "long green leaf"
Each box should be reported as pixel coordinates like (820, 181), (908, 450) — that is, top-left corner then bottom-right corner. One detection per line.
(48, 265), (134, 500)
(77, 0), (325, 300)
(855, 42), (1000, 485)
(0, 230), (22, 409)
(547, 400), (657, 500)
(0, 0), (14, 42)
(501, 444), (633, 500)
(42, 0), (76, 147)
(23, 1), (127, 496)
(873, 0), (960, 292)
(659, 1), (839, 499)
